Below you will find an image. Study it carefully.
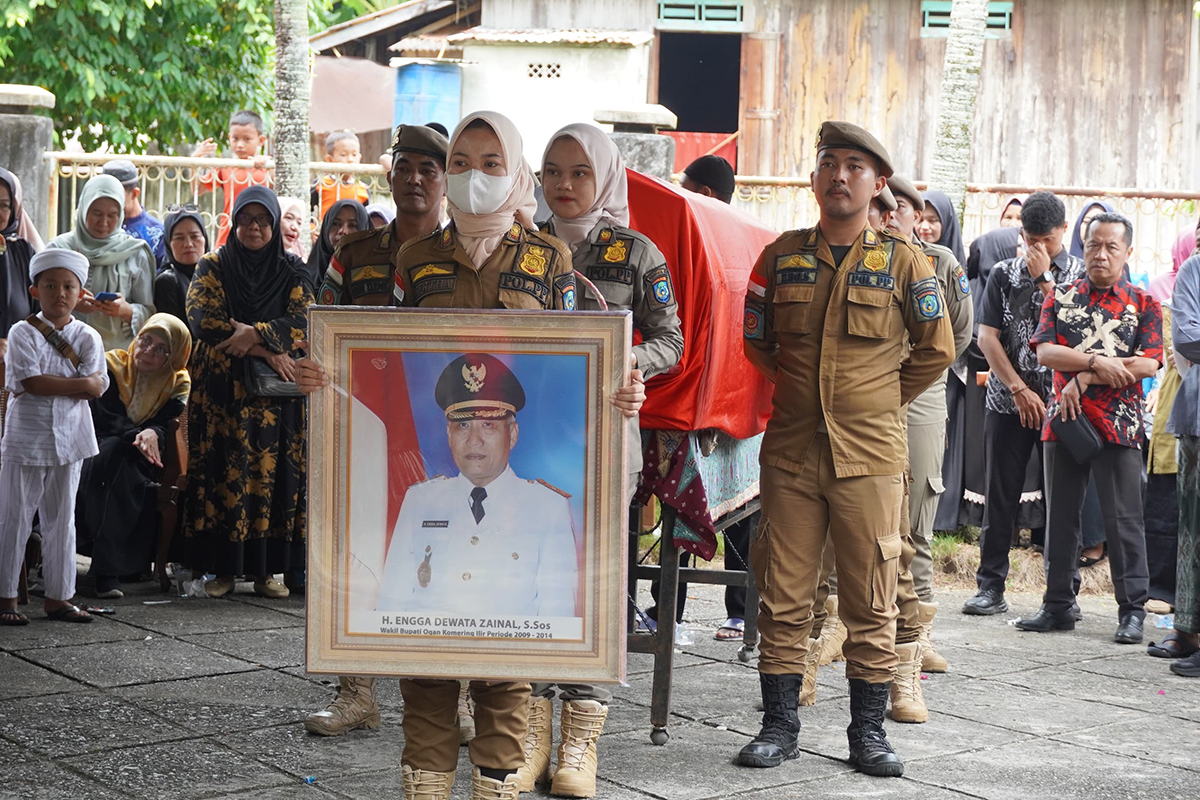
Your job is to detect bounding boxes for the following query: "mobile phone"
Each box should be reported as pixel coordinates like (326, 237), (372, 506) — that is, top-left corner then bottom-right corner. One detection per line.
(94, 292), (120, 302)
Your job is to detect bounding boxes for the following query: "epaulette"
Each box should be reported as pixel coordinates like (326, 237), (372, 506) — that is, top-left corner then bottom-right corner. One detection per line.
(337, 227), (380, 251)
(531, 478), (571, 498)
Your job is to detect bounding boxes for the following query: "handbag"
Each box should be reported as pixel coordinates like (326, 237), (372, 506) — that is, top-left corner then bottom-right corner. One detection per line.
(1049, 408), (1103, 464)
(243, 356), (303, 398)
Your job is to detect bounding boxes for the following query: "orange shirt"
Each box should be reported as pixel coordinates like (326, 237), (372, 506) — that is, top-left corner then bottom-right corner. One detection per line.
(197, 166), (273, 246)
(313, 175), (370, 219)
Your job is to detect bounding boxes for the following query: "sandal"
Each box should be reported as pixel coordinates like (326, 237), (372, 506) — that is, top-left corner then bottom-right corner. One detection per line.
(0, 608), (30, 626)
(714, 618), (745, 641)
(1148, 633), (1199, 659)
(45, 603), (93, 623)
(1079, 545), (1107, 568)
(1171, 650), (1200, 678)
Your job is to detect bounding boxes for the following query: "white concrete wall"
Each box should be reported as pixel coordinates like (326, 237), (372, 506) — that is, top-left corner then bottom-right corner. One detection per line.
(482, 0), (656, 30)
(459, 43), (651, 162)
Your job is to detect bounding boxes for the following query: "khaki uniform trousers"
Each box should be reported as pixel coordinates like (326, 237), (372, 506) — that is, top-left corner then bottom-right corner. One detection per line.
(907, 421), (946, 602)
(810, 468), (921, 645)
(399, 679), (529, 772)
(753, 435), (902, 684)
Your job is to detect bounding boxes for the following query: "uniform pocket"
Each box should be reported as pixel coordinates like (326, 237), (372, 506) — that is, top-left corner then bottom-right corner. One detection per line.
(773, 284), (816, 334)
(846, 285), (893, 339)
(749, 515), (774, 592)
(870, 535), (902, 612)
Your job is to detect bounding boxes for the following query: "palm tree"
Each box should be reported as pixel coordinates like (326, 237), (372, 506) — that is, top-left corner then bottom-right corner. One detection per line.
(928, 0), (989, 220)
(274, 0), (310, 203)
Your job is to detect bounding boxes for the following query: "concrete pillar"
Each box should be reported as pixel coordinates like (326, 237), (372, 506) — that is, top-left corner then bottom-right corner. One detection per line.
(595, 105), (678, 182)
(0, 84), (56, 237)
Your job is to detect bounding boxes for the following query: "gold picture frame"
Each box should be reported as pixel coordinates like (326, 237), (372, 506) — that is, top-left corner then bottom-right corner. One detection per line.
(306, 307), (630, 684)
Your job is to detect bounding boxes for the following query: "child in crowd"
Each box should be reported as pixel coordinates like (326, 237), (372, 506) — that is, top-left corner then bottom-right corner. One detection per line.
(311, 131), (370, 221)
(193, 110), (274, 247)
(0, 250), (108, 625)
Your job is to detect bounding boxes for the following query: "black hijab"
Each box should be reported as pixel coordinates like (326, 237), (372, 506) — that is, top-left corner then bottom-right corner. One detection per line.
(162, 208), (210, 281)
(216, 186), (306, 323)
(0, 166), (37, 336)
(923, 191), (967, 266)
(306, 199), (370, 287)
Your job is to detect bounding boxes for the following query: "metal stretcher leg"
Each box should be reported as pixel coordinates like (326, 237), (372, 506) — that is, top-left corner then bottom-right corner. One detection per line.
(648, 505), (679, 745)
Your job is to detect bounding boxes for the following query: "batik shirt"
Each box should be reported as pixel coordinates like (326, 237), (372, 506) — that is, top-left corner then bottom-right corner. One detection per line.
(978, 250), (1084, 414)
(1030, 276), (1163, 448)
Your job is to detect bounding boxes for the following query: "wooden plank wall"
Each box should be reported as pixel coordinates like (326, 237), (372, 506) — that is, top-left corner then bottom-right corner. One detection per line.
(744, 0), (1198, 190)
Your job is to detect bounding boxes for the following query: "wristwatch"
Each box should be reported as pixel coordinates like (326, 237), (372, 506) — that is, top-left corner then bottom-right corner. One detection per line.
(1033, 272), (1052, 285)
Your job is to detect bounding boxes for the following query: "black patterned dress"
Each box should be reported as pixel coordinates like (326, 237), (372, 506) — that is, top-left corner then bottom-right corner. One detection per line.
(182, 253), (312, 577)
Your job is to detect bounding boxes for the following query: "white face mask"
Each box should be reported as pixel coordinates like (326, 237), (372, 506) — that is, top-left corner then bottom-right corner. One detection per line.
(446, 170), (512, 215)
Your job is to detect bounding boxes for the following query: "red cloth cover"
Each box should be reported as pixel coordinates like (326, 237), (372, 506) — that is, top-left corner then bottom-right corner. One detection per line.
(626, 169), (778, 438)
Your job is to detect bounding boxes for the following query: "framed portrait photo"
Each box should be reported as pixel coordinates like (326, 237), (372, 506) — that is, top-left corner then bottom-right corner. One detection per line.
(306, 307), (631, 684)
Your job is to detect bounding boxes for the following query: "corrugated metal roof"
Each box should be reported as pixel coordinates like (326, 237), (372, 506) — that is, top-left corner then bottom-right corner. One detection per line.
(310, 0), (457, 51)
(443, 28), (654, 47)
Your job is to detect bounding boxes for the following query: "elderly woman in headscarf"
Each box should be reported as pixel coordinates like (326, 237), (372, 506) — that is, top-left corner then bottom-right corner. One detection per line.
(0, 167), (42, 362)
(917, 191), (966, 266)
(306, 198), (369, 288)
(153, 208), (210, 323)
(46, 174), (155, 350)
(514, 123), (683, 796)
(76, 314), (192, 599)
(184, 186), (312, 601)
(277, 196), (310, 260)
(998, 195), (1024, 228)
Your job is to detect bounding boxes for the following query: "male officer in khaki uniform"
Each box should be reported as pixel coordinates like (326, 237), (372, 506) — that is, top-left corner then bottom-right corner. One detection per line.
(317, 124), (448, 307)
(304, 123), (450, 740)
(737, 121), (954, 778)
(887, 174), (973, 675)
(376, 353), (579, 616)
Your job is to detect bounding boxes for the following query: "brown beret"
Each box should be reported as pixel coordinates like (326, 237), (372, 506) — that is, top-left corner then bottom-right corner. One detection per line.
(886, 174), (924, 212)
(391, 124), (448, 165)
(815, 120), (894, 178)
(873, 185), (898, 212)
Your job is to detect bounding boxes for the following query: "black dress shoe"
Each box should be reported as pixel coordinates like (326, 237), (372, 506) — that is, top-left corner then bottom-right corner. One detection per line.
(1114, 614), (1144, 644)
(1171, 651), (1200, 677)
(962, 589), (1008, 616)
(1014, 608), (1075, 632)
(1071, 602), (1083, 622)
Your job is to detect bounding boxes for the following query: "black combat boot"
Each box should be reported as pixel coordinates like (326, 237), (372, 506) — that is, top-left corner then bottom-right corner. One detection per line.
(847, 679), (904, 777)
(736, 673), (802, 767)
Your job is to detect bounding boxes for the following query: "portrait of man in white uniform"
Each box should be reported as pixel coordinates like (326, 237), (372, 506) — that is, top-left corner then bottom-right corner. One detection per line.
(375, 353), (579, 619)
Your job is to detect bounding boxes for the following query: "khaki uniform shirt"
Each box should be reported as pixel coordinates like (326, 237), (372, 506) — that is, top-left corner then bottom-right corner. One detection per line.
(318, 223), (410, 307)
(544, 222), (685, 475)
(395, 222), (576, 311)
(743, 225), (955, 478)
(907, 239), (974, 426)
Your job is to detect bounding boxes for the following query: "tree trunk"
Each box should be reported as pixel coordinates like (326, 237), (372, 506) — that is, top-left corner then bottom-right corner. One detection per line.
(273, 0), (310, 205)
(928, 0), (989, 220)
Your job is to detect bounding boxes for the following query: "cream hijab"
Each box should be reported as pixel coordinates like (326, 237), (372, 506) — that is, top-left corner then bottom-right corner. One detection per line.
(446, 111), (537, 266)
(542, 123), (629, 254)
(105, 313), (193, 425)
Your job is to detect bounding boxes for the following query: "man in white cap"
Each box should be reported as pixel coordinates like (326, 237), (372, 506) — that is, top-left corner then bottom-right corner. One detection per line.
(0, 249), (108, 626)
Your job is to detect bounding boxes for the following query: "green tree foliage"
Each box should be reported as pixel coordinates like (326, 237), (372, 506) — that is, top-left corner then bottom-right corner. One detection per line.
(0, 0), (275, 152)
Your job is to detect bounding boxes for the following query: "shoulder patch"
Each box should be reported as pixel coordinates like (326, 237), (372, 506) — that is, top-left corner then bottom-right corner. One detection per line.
(646, 265), (675, 309)
(952, 264), (970, 298)
(533, 478), (571, 498)
(743, 301), (765, 340)
(910, 276), (945, 321)
(553, 272), (577, 310)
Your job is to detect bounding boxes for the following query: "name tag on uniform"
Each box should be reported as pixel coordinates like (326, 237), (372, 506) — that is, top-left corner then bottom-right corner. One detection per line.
(422, 520), (449, 528)
(779, 268), (818, 286)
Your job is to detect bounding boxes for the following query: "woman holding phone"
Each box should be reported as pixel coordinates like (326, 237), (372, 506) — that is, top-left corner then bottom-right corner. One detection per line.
(46, 174), (156, 350)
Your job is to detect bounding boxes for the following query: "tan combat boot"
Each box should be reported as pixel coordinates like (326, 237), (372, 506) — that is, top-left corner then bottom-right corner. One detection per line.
(457, 680), (475, 745)
(514, 695), (553, 791)
(471, 767), (519, 800)
(888, 642), (928, 723)
(799, 638), (821, 706)
(817, 596), (847, 666)
(917, 601), (948, 673)
(550, 700), (608, 798)
(402, 764), (454, 800)
(304, 676), (380, 735)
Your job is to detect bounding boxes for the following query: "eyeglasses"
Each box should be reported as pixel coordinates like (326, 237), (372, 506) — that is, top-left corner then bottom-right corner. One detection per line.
(166, 203), (199, 213)
(235, 212), (274, 228)
(136, 335), (171, 359)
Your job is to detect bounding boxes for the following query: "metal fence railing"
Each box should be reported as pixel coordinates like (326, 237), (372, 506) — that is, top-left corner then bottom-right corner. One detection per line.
(45, 152), (1197, 279)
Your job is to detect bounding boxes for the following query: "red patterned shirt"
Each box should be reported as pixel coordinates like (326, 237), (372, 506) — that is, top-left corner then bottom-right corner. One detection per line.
(1030, 276), (1162, 448)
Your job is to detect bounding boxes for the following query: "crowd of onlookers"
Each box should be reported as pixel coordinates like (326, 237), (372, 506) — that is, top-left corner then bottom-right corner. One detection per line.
(2, 109), (1199, 693)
